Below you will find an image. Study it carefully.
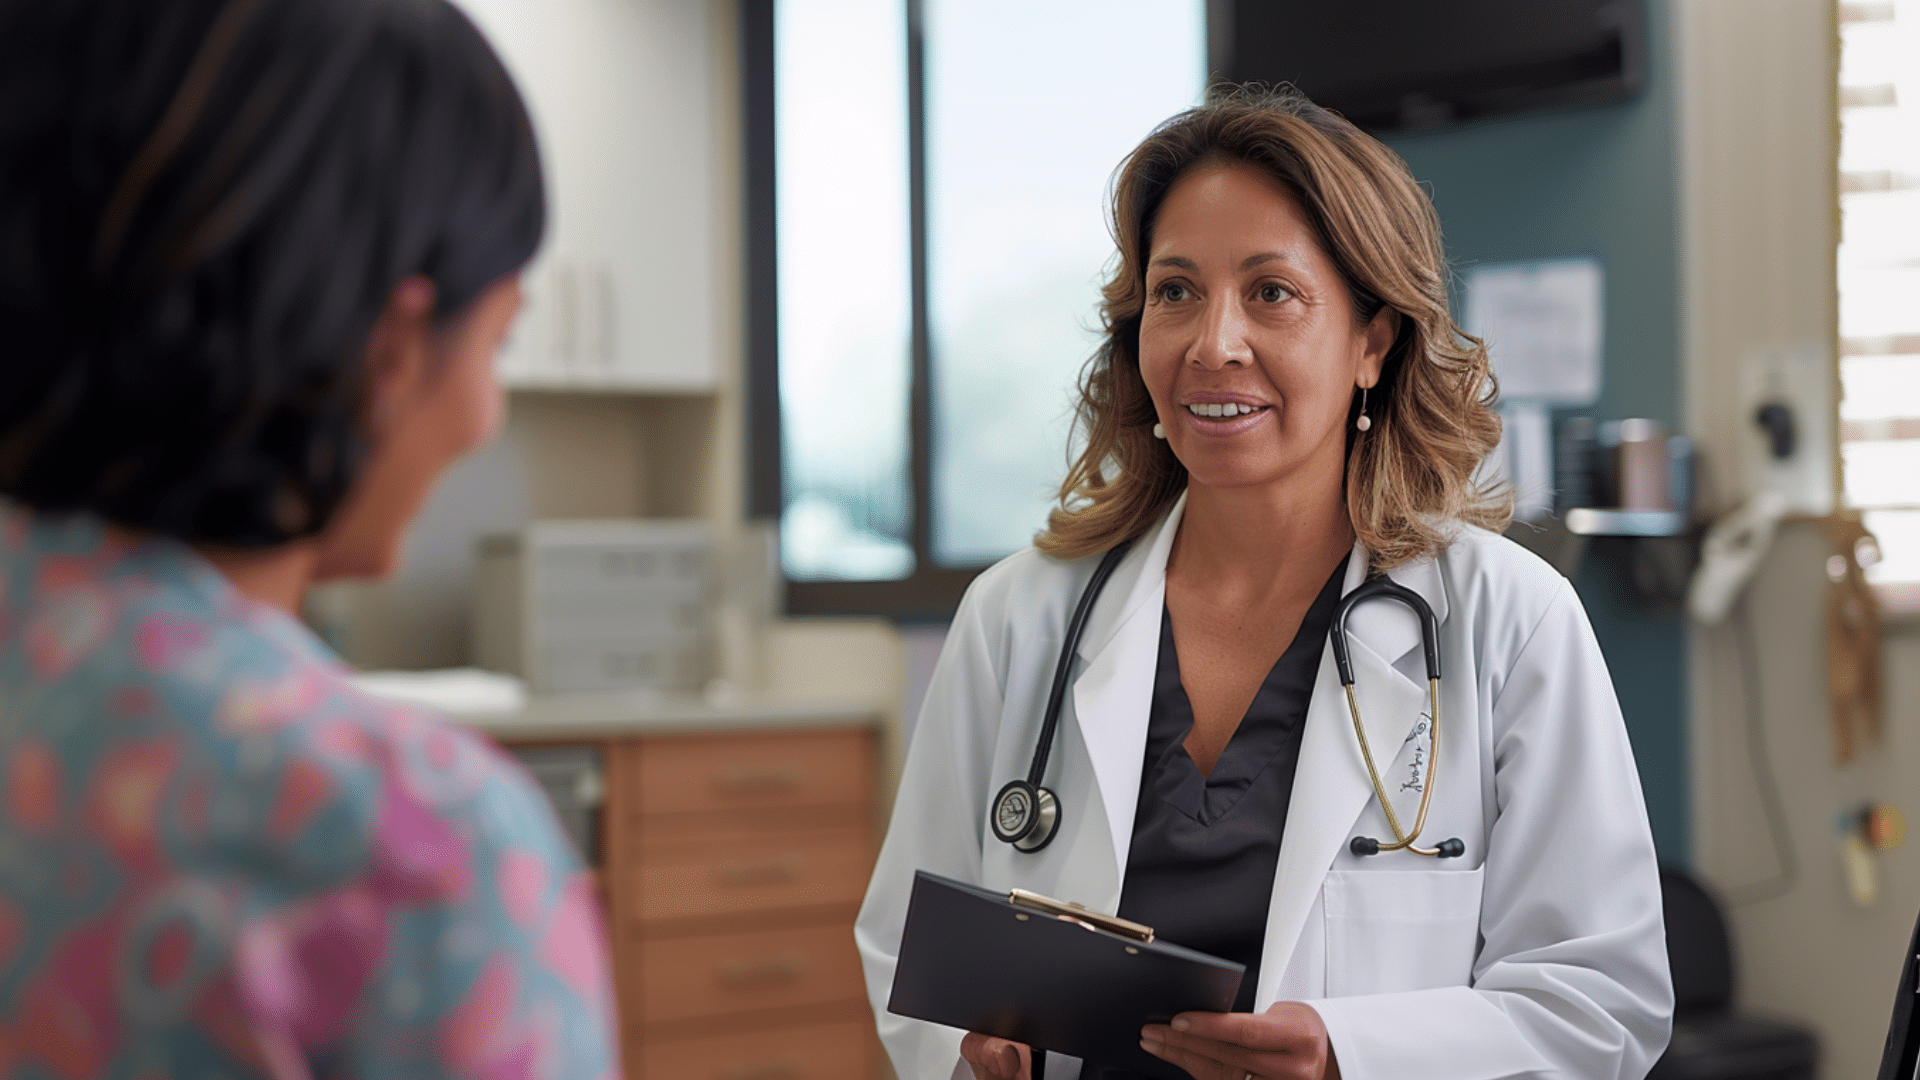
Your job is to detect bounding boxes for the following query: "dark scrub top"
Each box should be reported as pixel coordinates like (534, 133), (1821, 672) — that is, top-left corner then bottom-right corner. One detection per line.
(1084, 555), (1348, 1080)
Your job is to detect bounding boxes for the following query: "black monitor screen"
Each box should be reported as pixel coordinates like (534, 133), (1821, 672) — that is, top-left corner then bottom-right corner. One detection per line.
(1223, 0), (1645, 133)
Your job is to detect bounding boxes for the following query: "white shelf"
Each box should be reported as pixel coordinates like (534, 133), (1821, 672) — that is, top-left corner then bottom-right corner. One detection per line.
(1564, 508), (1690, 537)
(502, 371), (716, 396)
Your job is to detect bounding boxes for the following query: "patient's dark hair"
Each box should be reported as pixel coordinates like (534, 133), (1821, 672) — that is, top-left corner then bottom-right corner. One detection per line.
(0, 0), (545, 547)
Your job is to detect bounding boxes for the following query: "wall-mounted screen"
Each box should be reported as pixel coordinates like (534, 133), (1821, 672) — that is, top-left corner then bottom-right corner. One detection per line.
(1221, 0), (1644, 133)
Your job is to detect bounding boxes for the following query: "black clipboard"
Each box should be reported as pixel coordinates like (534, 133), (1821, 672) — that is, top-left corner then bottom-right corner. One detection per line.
(1876, 902), (1920, 1080)
(887, 871), (1245, 1078)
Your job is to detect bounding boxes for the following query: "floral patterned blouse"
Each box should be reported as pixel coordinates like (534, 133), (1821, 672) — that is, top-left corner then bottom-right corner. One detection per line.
(0, 505), (620, 1080)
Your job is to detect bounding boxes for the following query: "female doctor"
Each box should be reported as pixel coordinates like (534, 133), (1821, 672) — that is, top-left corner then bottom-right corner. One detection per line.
(855, 88), (1672, 1080)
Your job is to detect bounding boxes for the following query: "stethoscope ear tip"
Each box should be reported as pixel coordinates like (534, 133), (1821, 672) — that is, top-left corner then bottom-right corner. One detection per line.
(1351, 835), (1465, 858)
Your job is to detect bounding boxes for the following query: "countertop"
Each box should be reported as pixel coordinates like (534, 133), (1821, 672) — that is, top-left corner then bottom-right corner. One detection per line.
(454, 691), (885, 741)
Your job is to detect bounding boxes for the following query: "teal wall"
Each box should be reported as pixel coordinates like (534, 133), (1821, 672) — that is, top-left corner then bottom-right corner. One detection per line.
(1381, 0), (1690, 863)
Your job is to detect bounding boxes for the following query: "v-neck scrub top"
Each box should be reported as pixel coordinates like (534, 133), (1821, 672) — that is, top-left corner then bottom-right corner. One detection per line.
(1085, 556), (1348, 1079)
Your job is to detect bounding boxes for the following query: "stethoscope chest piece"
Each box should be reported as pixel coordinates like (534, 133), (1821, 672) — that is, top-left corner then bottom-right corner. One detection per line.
(991, 779), (1061, 852)
(991, 540), (1133, 857)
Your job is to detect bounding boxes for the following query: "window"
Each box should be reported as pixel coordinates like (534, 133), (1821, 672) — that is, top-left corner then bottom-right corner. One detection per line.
(772, 0), (915, 584)
(745, 0), (1207, 617)
(1840, 0), (1920, 604)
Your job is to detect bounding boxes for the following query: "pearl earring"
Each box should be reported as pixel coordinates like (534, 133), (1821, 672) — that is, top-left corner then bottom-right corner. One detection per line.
(1152, 422), (1166, 440)
(1355, 387), (1372, 432)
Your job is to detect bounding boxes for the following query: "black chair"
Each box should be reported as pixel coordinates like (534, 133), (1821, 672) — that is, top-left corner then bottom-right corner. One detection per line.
(1875, 901), (1920, 1080)
(1648, 866), (1819, 1080)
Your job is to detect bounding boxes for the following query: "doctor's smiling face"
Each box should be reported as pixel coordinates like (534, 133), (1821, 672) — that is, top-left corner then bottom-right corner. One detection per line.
(1138, 162), (1395, 496)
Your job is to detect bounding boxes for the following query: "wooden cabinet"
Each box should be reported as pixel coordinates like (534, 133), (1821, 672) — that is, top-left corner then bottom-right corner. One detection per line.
(632, 1020), (876, 1080)
(502, 723), (881, 1080)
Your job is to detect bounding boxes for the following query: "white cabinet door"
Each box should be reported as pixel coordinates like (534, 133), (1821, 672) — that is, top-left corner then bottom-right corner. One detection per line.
(455, 0), (719, 392)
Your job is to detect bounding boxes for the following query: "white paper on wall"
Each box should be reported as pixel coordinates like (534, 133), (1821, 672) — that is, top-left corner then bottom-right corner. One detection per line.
(1463, 258), (1604, 406)
(1478, 402), (1555, 521)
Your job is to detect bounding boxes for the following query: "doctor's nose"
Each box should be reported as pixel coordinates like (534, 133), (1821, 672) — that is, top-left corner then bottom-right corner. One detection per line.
(1190, 297), (1255, 370)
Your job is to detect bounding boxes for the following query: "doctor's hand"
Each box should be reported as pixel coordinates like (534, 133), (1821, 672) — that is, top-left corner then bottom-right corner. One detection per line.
(960, 1032), (1033, 1080)
(1140, 1002), (1341, 1080)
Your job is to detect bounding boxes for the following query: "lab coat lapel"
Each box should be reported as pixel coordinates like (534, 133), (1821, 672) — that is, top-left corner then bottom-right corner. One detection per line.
(1070, 493), (1185, 891)
(1257, 543), (1450, 1007)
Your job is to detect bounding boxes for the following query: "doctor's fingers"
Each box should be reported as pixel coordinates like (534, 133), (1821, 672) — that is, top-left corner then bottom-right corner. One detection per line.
(1174, 1004), (1330, 1054)
(1138, 1030), (1304, 1080)
(959, 1033), (1031, 1080)
(1140, 1019), (1330, 1080)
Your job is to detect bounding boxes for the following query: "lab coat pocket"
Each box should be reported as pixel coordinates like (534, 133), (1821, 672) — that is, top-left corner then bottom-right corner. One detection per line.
(1322, 867), (1484, 998)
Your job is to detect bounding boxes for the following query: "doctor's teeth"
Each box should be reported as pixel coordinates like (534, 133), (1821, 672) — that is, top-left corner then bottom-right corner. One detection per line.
(1187, 403), (1258, 418)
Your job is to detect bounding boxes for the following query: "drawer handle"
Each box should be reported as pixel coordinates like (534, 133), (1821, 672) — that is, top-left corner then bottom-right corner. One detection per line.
(714, 855), (804, 887)
(712, 763), (802, 796)
(716, 951), (808, 988)
(717, 1058), (804, 1080)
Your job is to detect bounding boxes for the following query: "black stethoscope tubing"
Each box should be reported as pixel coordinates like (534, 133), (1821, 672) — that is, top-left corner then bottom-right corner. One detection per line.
(991, 543), (1462, 859)
(1328, 575), (1439, 687)
(989, 539), (1134, 852)
(1027, 538), (1135, 789)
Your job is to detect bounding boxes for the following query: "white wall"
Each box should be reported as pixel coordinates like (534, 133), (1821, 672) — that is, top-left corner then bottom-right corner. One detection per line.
(1679, 3), (1917, 1076)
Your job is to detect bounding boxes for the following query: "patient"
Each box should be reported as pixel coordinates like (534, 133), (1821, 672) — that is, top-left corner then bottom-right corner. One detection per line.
(0, 1), (617, 1077)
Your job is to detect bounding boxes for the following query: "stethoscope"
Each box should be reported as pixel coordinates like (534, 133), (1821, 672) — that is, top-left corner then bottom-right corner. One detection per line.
(990, 544), (1463, 859)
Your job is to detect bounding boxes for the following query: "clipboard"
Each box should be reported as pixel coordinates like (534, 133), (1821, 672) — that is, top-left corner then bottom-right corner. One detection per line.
(887, 871), (1245, 1078)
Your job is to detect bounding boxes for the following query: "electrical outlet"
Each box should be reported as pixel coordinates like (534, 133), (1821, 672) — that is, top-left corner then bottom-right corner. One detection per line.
(1737, 344), (1834, 516)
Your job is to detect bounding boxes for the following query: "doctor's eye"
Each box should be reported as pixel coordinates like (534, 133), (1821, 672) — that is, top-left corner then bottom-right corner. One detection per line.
(1257, 282), (1293, 304)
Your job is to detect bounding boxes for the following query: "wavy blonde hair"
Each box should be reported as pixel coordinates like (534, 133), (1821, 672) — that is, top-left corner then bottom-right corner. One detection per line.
(1036, 86), (1508, 570)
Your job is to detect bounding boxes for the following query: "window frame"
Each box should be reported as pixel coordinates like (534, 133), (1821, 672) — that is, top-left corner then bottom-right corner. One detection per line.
(742, 0), (994, 621)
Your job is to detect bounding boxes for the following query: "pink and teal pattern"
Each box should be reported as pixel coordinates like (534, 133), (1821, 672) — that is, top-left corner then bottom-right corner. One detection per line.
(0, 506), (620, 1080)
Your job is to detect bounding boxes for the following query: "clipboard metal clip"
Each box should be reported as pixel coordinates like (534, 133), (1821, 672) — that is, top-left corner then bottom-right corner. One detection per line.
(1007, 888), (1155, 943)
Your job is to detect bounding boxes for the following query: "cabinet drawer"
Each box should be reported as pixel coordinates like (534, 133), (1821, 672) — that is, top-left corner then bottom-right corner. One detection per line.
(635, 922), (865, 1025)
(632, 730), (873, 818)
(635, 831), (872, 925)
(632, 1020), (873, 1080)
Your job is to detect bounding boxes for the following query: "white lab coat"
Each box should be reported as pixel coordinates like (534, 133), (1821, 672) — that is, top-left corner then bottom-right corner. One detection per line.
(856, 493), (1673, 1080)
